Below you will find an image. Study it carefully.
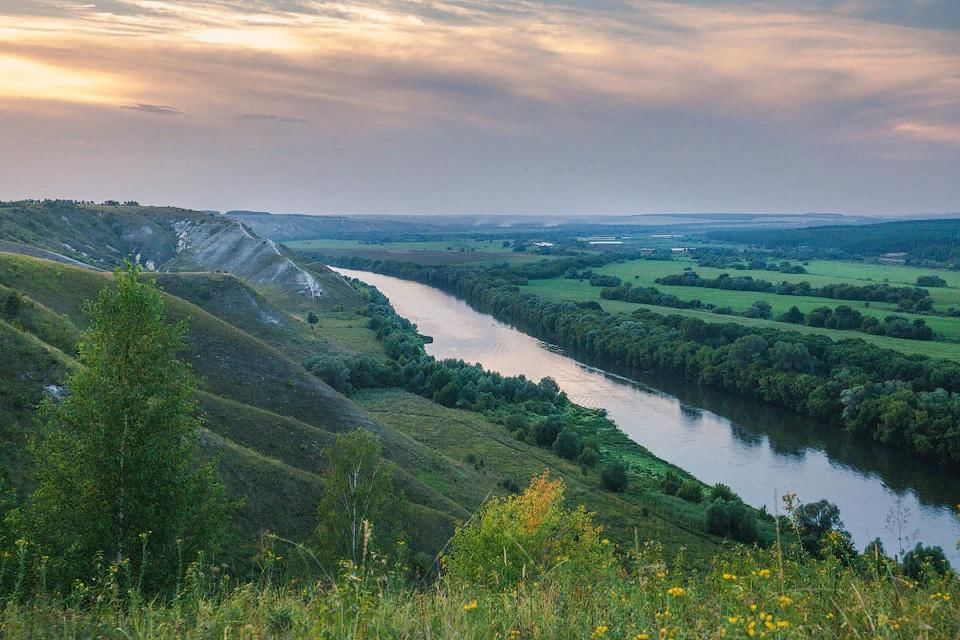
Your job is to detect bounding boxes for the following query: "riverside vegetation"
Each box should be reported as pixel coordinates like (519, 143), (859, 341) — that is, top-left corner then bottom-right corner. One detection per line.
(0, 267), (955, 638)
(304, 254), (960, 466)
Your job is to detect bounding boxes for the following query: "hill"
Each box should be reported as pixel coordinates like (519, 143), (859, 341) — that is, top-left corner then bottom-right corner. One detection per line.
(0, 252), (464, 558)
(0, 200), (357, 311)
(706, 217), (960, 263)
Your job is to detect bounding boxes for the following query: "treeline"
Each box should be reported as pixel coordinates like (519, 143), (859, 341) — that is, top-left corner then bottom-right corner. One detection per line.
(706, 218), (960, 266)
(777, 305), (934, 340)
(656, 271), (931, 307)
(310, 255), (960, 465)
(594, 282), (934, 341)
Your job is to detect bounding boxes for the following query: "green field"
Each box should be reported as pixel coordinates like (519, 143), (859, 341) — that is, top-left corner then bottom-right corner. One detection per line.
(523, 257), (960, 360)
(286, 238), (553, 265)
(609, 257), (960, 322)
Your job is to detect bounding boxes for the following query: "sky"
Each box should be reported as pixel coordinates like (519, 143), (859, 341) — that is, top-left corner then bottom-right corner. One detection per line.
(1, 0), (959, 216)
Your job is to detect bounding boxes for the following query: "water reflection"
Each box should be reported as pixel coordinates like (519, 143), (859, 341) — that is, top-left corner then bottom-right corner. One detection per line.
(335, 268), (960, 563)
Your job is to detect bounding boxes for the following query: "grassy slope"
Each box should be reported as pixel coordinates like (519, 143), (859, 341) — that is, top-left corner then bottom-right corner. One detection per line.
(0, 250), (750, 568)
(0, 253), (462, 555)
(355, 389), (725, 562)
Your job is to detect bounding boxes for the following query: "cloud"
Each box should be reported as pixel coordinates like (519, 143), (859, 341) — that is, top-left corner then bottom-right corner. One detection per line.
(891, 120), (960, 144)
(0, 0), (958, 213)
(236, 112), (306, 123)
(122, 103), (182, 115)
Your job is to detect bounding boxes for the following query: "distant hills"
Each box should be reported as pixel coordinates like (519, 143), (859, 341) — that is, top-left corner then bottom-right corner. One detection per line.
(227, 210), (884, 242)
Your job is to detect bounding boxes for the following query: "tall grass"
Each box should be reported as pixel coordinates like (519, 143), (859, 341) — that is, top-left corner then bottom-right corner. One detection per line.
(0, 523), (956, 639)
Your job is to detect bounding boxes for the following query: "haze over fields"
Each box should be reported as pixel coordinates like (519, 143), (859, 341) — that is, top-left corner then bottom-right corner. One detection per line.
(1, 0), (959, 214)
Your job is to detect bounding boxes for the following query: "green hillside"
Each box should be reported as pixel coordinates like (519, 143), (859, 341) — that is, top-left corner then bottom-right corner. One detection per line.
(0, 249), (737, 571)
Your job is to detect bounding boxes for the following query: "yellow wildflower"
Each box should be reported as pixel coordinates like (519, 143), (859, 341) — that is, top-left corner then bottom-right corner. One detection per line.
(601, 539), (610, 545)
(635, 635), (650, 640)
(667, 586), (686, 597)
(778, 595), (793, 608)
(776, 621), (789, 629)
(463, 600), (478, 612)
(722, 573), (737, 581)
(727, 617), (739, 624)
(758, 569), (771, 578)
(592, 624), (609, 638)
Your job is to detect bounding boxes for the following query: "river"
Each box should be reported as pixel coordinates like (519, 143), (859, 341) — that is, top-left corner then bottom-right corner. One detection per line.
(335, 268), (960, 564)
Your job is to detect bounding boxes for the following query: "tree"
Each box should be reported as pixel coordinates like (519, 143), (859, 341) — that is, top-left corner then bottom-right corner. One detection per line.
(23, 264), (227, 591)
(778, 305), (804, 324)
(600, 458), (629, 492)
(916, 275), (946, 287)
(315, 430), (401, 567)
(792, 499), (848, 556)
(552, 429), (582, 460)
(900, 543), (950, 581)
(745, 299), (772, 319)
(706, 499), (757, 542)
(443, 472), (613, 589)
(676, 479), (703, 503)
(307, 311), (319, 324)
(769, 341), (814, 373)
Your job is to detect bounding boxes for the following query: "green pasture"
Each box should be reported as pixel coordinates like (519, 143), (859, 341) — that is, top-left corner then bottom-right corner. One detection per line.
(522, 278), (960, 361)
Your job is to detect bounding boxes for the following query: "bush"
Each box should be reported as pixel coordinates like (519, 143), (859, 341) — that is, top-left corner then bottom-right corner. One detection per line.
(709, 483), (738, 502)
(676, 479), (703, 503)
(577, 444), (601, 467)
(706, 499), (758, 542)
(600, 459), (629, 492)
(745, 300), (773, 319)
(552, 429), (582, 460)
(531, 416), (562, 447)
(916, 275), (946, 287)
(306, 311), (319, 324)
(901, 543), (950, 581)
(661, 471), (681, 496)
(443, 472), (614, 589)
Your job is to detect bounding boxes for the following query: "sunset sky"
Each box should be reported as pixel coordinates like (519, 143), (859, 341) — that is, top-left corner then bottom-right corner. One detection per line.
(1, 0), (958, 215)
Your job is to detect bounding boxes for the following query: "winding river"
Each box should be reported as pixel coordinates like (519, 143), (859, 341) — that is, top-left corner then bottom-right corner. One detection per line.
(335, 268), (960, 564)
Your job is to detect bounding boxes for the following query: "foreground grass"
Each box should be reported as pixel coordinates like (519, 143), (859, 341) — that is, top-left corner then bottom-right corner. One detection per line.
(1, 544), (955, 639)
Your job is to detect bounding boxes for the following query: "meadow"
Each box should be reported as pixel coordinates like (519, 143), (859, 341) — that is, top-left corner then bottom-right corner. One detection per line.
(522, 256), (960, 360)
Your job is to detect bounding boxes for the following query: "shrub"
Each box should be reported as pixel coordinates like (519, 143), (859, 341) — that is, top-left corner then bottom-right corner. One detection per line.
(706, 499), (758, 542)
(901, 543), (950, 581)
(531, 416), (562, 447)
(709, 483), (738, 502)
(676, 480), (703, 503)
(600, 459), (629, 492)
(443, 472), (614, 589)
(661, 470), (681, 496)
(306, 311), (319, 324)
(552, 429), (582, 460)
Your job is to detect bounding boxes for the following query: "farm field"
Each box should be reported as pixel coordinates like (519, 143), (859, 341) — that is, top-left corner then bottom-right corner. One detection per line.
(522, 277), (960, 361)
(580, 257), (960, 338)
(594, 257), (960, 309)
(286, 237), (554, 265)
